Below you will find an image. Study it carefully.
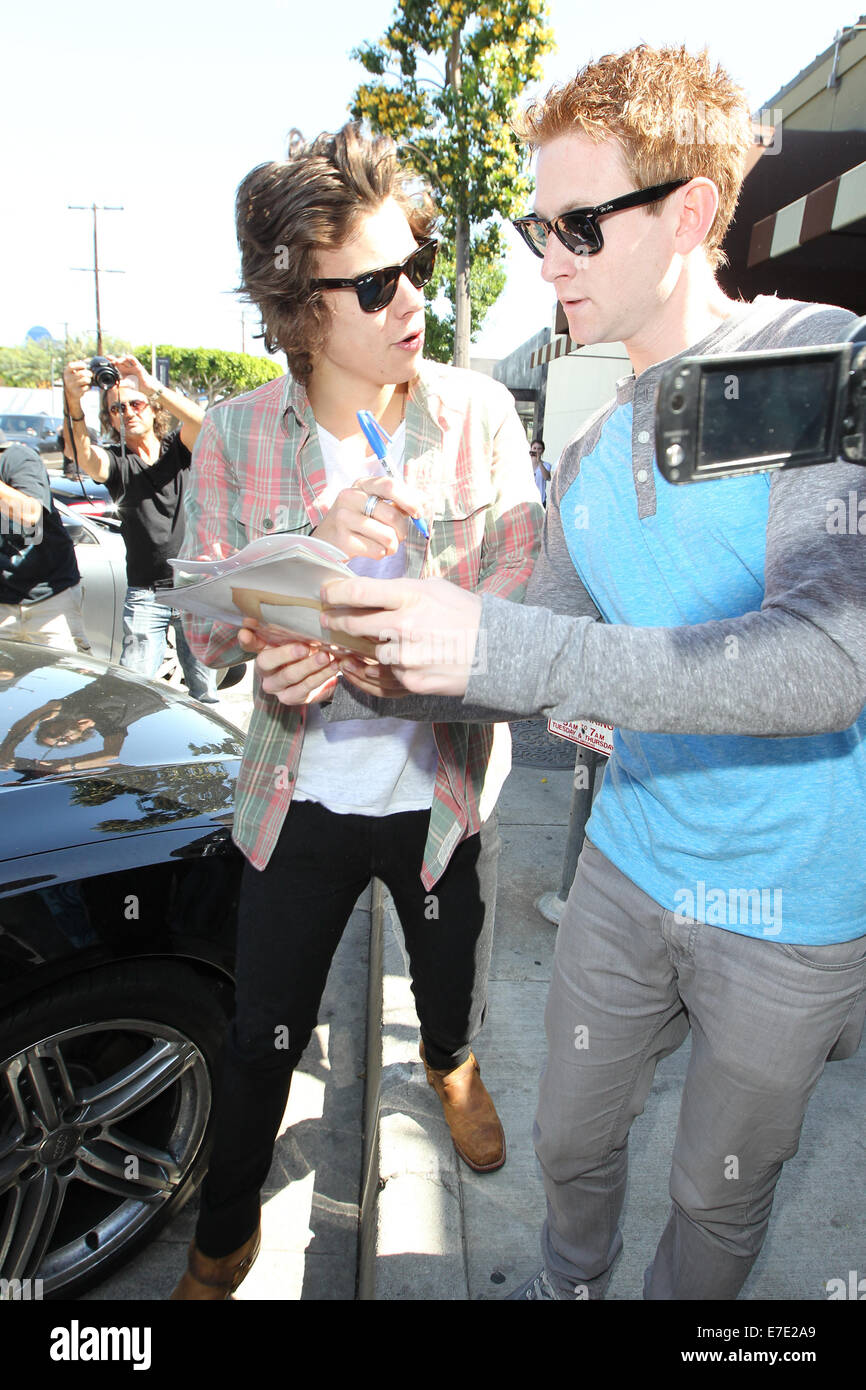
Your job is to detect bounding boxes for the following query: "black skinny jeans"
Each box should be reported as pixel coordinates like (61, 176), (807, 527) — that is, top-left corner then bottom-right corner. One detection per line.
(195, 799), (500, 1256)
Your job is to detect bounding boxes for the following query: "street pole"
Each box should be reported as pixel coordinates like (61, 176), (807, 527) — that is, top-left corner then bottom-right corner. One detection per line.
(93, 206), (102, 353)
(69, 203), (124, 352)
(536, 744), (605, 925)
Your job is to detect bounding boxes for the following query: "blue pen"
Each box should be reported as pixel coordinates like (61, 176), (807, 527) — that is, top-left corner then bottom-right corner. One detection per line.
(356, 409), (430, 539)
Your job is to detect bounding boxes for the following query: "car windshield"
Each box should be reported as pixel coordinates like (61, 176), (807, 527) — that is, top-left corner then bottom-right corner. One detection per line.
(0, 414), (52, 434)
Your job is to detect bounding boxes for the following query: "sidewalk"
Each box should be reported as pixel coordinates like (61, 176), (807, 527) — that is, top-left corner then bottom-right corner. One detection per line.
(82, 697), (864, 1302)
(365, 757), (866, 1302)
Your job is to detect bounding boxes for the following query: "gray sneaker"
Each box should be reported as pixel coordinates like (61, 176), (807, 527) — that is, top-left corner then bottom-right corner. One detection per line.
(506, 1268), (567, 1300)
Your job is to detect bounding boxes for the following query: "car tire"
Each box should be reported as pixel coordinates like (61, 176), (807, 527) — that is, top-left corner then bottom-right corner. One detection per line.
(156, 624), (244, 694)
(0, 961), (231, 1299)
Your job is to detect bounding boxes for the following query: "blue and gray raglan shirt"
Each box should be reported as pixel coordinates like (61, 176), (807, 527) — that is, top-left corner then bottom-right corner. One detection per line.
(465, 297), (866, 944)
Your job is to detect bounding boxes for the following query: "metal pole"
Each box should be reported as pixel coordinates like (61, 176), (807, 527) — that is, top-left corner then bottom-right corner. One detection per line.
(536, 744), (605, 925)
(560, 745), (601, 897)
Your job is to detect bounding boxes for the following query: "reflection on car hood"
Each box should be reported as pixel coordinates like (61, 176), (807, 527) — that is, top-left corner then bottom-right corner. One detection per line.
(0, 640), (244, 787)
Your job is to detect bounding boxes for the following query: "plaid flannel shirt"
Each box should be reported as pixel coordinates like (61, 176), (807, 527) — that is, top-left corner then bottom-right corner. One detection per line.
(179, 360), (542, 887)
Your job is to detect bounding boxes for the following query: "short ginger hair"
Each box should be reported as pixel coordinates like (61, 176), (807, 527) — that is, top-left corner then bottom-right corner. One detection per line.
(516, 45), (753, 269)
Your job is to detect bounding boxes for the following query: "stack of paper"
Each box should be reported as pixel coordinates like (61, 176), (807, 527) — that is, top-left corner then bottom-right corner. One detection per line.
(163, 534), (378, 656)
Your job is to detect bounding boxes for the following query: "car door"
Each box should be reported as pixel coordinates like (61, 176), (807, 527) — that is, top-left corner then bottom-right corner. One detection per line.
(55, 504), (126, 661)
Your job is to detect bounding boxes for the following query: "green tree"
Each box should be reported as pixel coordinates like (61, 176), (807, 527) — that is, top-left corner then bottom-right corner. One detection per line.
(422, 234), (506, 363)
(0, 333), (132, 388)
(0, 335), (282, 406)
(351, 0), (554, 366)
(136, 345), (284, 405)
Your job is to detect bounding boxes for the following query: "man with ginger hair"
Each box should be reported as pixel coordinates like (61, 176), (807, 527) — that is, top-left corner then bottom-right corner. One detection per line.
(316, 45), (866, 1300)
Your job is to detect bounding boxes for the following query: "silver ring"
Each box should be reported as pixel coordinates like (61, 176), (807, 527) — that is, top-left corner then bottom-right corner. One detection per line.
(363, 494), (379, 518)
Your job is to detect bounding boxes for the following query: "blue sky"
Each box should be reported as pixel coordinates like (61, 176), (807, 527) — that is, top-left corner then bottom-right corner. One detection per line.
(2, 0), (859, 360)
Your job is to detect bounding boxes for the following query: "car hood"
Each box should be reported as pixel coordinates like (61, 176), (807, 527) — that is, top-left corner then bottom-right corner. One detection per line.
(0, 642), (245, 867)
(0, 641), (244, 784)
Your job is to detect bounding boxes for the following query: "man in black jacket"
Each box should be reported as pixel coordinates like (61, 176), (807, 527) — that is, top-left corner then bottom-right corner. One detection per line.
(0, 437), (89, 651)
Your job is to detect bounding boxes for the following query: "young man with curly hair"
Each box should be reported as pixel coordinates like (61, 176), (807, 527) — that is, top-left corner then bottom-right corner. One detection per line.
(321, 46), (866, 1301)
(169, 123), (542, 1297)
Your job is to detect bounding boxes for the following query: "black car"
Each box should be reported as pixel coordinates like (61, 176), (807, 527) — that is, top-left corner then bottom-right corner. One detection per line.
(0, 413), (64, 454)
(0, 640), (245, 1299)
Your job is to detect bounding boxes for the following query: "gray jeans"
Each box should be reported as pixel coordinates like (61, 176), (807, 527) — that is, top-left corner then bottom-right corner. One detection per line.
(535, 838), (866, 1300)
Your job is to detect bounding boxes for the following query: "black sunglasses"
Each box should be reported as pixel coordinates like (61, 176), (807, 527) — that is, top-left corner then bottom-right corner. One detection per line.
(512, 180), (689, 258)
(311, 237), (438, 312)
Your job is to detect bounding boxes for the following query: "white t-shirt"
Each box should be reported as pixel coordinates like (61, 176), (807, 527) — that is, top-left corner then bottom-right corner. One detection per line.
(292, 420), (439, 817)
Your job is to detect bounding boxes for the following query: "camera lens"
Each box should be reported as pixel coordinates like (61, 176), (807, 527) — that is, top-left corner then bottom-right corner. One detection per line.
(89, 356), (120, 390)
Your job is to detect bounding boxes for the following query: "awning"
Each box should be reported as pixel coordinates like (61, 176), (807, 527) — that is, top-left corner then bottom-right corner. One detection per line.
(529, 335), (582, 368)
(748, 159), (866, 265)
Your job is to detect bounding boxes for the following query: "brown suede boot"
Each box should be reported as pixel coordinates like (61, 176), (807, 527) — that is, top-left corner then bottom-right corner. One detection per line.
(420, 1043), (506, 1172)
(169, 1223), (261, 1300)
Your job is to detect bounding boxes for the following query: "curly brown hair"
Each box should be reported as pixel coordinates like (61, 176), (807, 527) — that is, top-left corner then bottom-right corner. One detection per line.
(515, 45), (753, 270)
(99, 392), (172, 444)
(235, 122), (436, 382)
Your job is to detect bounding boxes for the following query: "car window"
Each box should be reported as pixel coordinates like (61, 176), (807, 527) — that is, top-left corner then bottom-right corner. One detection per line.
(58, 512), (96, 546)
(0, 415), (42, 433)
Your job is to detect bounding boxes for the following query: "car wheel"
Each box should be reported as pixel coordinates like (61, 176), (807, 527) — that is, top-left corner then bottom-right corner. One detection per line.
(156, 624), (185, 689)
(0, 961), (231, 1299)
(156, 624), (240, 693)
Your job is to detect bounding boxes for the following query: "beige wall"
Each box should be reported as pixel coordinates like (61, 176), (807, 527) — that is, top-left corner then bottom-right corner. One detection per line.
(768, 26), (866, 132)
(544, 343), (630, 465)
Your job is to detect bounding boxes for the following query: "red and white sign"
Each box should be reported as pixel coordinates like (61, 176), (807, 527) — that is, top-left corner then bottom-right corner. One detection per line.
(547, 718), (614, 756)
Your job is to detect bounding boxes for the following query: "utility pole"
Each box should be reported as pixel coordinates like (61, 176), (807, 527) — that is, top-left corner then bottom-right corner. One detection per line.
(69, 203), (124, 353)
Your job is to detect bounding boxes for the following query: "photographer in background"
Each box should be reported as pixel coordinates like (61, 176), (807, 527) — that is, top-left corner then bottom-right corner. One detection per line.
(529, 436), (552, 505)
(0, 436), (90, 651)
(62, 354), (217, 701)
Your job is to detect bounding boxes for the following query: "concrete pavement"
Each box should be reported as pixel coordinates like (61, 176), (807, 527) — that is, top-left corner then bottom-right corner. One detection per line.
(365, 754), (865, 1302)
(82, 671), (864, 1301)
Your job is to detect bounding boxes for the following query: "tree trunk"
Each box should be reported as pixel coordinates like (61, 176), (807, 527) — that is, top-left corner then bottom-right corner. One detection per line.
(447, 26), (470, 370)
(453, 212), (471, 369)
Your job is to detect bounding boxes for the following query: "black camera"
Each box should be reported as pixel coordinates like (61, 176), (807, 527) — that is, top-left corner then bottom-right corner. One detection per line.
(655, 317), (866, 483)
(89, 356), (120, 390)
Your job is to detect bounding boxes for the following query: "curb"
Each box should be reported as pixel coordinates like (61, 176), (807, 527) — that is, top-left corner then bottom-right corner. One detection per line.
(358, 883), (468, 1300)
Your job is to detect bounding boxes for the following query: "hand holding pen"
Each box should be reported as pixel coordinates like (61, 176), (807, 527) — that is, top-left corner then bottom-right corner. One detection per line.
(357, 410), (430, 539)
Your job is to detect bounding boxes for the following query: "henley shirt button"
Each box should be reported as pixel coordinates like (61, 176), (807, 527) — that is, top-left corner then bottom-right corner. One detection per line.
(262, 517), (274, 530)
(637, 430), (650, 444)
(636, 468), (649, 482)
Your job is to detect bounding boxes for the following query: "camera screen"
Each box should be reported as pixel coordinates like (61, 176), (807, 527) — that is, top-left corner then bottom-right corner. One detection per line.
(697, 359), (837, 469)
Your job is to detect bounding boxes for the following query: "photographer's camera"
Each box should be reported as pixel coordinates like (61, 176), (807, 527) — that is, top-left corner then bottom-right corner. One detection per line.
(89, 356), (120, 390)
